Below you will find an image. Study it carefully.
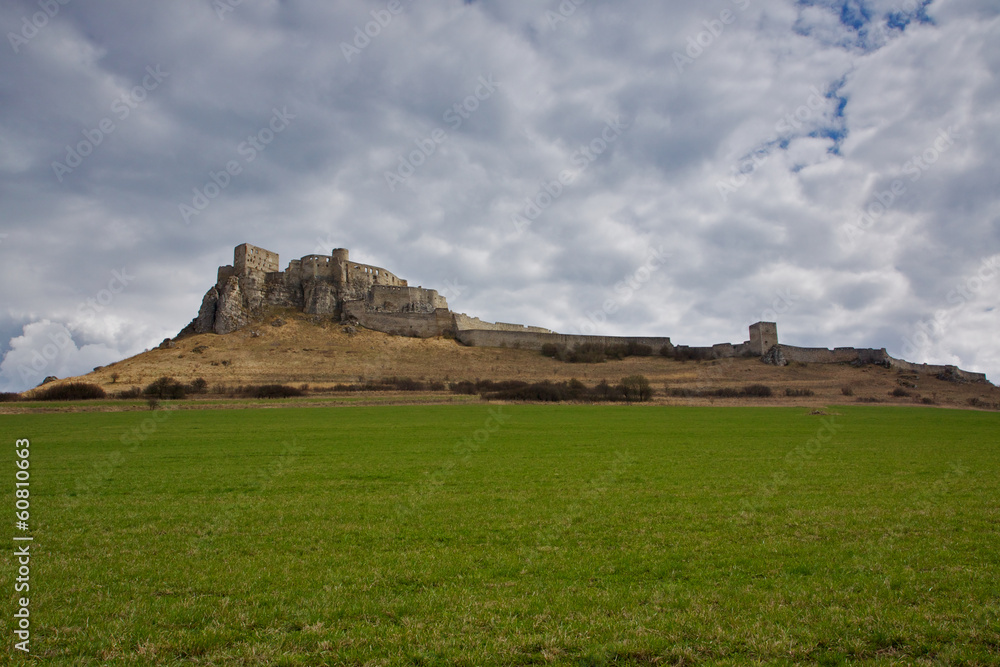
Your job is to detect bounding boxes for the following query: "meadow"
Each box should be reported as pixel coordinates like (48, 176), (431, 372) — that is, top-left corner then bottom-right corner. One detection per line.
(3, 404), (998, 665)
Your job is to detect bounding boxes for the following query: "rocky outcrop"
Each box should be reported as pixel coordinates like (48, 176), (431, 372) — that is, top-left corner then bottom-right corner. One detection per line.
(760, 345), (787, 366)
(179, 243), (445, 338)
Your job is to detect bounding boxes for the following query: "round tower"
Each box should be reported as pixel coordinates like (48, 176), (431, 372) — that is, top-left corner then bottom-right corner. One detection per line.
(330, 248), (349, 284)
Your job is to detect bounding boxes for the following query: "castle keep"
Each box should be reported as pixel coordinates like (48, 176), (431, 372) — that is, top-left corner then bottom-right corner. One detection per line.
(182, 243), (988, 383)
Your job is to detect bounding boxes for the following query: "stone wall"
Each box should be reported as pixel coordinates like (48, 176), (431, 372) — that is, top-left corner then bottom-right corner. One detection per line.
(345, 262), (405, 287)
(779, 345), (866, 364)
(453, 313), (553, 334)
(885, 355), (988, 383)
(371, 285), (448, 313)
(343, 303), (452, 338)
(454, 329), (673, 352)
(234, 243), (279, 274)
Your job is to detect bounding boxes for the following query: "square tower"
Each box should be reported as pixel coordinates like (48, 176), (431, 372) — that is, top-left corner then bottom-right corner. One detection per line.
(749, 321), (778, 355)
(234, 243), (279, 274)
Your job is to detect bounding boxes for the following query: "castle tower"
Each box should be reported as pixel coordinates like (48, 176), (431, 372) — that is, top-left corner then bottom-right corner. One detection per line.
(234, 243), (279, 274)
(330, 248), (349, 284)
(749, 321), (778, 356)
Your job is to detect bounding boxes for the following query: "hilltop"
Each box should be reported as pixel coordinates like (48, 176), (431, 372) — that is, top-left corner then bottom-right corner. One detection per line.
(26, 308), (999, 410)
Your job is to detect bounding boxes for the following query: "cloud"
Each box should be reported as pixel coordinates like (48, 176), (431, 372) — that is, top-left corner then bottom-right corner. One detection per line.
(0, 0), (998, 390)
(0, 321), (133, 392)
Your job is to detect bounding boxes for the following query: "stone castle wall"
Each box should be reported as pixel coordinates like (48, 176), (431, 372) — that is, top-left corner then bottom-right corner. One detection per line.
(235, 243), (279, 273)
(343, 303), (452, 338)
(453, 313), (554, 334)
(454, 329), (673, 352)
(371, 285), (447, 313)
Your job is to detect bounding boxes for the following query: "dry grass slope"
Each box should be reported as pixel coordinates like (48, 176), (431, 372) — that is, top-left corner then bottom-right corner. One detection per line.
(31, 308), (1000, 409)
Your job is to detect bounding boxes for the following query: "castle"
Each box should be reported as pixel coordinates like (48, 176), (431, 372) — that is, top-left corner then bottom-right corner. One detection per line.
(182, 243), (988, 383)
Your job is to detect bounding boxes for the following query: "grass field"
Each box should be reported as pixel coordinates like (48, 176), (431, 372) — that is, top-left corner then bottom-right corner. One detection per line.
(3, 405), (999, 665)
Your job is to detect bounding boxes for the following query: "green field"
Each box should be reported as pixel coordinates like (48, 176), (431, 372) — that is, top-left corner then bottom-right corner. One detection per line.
(3, 405), (999, 665)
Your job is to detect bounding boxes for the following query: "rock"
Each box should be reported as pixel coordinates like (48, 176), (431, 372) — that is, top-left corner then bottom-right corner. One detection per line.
(214, 277), (248, 335)
(193, 286), (219, 334)
(270, 318), (285, 327)
(41, 376), (58, 385)
(760, 345), (787, 366)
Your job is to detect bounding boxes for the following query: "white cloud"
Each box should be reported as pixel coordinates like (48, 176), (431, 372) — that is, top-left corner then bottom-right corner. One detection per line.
(0, 0), (998, 389)
(0, 321), (132, 392)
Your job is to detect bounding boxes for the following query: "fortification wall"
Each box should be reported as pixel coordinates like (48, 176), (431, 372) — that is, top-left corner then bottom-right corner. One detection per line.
(371, 285), (447, 312)
(300, 255), (336, 281)
(234, 243), (279, 274)
(217, 265), (235, 284)
(454, 329), (672, 352)
(343, 303), (451, 338)
(886, 356), (988, 382)
(453, 313), (554, 334)
(779, 345), (865, 364)
(346, 262), (405, 287)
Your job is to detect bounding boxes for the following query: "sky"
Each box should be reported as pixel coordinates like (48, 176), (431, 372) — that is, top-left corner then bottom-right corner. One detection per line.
(1, 0), (998, 392)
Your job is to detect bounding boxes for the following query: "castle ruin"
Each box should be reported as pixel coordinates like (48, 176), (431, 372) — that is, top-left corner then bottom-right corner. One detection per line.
(181, 243), (988, 384)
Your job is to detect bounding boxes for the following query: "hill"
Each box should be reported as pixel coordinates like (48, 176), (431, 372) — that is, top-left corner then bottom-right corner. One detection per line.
(26, 308), (1000, 410)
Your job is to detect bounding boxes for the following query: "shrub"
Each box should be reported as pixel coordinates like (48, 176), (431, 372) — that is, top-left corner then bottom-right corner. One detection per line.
(890, 387), (911, 398)
(568, 343), (608, 364)
(427, 381), (446, 391)
(386, 377), (425, 391)
(252, 384), (304, 399)
(625, 341), (653, 357)
(35, 382), (106, 401)
(841, 386), (854, 397)
(0, 392), (21, 402)
(144, 377), (187, 400)
(189, 378), (209, 394)
(742, 384), (773, 398)
(785, 388), (815, 397)
(449, 381), (479, 395)
(540, 343), (563, 359)
(115, 386), (143, 399)
(619, 375), (653, 402)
